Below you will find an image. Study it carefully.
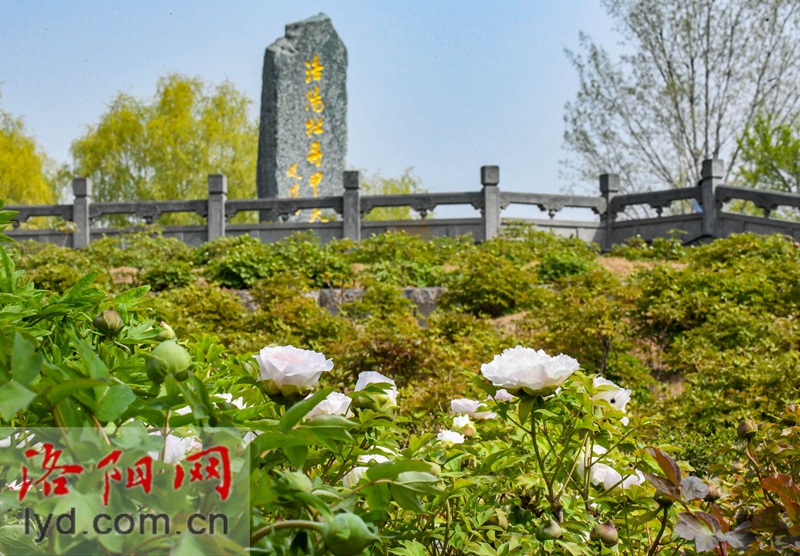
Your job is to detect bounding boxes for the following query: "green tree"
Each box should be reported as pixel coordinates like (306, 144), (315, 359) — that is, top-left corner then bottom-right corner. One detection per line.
(0, 102), (57, 205)
(361, 167), (430, 221)
(71, 74), (258, 223)
(564, 0), (800, 193)
(738, 114), (800, 194)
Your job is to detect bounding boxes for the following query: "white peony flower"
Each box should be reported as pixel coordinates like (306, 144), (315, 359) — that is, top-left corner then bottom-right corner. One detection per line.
(355, 371), (397, 403)
(148, 432), (200, 464)
(622, 470), (646, 489)
(593, 377), (632, 413)
(218, 392), (247, 409)
(450, 398), (496, 420)
(452, 415), (471, 429)
(254, 345), (333, 400)
(593, 463), (623, 491)
(492, 389), (516, 402)
(480, 347), (579, 397)
(305, 391), (352, 419)
(243, 431), (261, 446)
(452, 414), (477, 437)
(436, 430), (466, 445)
(342, 454), (390, 488)
(577, 445), (642, 491)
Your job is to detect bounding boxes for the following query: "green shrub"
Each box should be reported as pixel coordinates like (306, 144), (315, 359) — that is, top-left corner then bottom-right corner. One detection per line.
(438, 250), (538, 317)
(9, 241), (95, 293)
(538, 250), (592, 281)
(142, 260), (194, 291)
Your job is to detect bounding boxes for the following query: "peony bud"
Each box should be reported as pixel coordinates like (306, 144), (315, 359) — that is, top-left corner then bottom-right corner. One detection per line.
(155, 321), (176, 341)
(591, 521), (618, 547)
(654, 491), (675, 508)
(322, 513), (379, 556)
(452, 415), (477, 438)
(737, 419), (758, 440)
(352, 372), (398, 416)
(536, 518), (562, 541)
(93, 310), (123, 336)
(146, 340), (192, 384)
(420, 461), (441, 477)
(704, 483), (723, 502)
(735, 508), (754, 526)
(275, 471), (313, 495)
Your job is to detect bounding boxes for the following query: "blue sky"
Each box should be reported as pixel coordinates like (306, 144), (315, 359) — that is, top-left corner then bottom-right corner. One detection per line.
(0, 1), (621, 218)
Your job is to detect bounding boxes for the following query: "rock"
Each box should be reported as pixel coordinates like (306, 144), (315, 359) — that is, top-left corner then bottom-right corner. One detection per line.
(256, 13), (347, 221)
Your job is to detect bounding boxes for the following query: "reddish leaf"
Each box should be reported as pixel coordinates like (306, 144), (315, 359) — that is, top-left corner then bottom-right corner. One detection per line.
(762, 474), (800, 524)
(643, 472), (681, 500)
(648, 447), (682, 487)
(751, 506), (786, 534)
(708, 504), (730, 533)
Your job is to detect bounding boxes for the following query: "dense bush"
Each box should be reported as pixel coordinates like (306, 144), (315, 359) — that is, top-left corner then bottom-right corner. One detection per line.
(2, 202), (800, 554)
(6, 224), (800, 475)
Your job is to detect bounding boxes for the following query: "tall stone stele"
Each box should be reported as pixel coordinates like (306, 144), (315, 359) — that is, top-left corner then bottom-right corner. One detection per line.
(256, 13), (348, 221)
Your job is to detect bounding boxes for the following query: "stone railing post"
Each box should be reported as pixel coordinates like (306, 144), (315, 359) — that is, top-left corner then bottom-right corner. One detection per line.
(600, 173), (620, 251)
(72, 177), (92, 249)
(481, 165), (500, 241)
(700, 159), (723, 239)
(343, 170), (361, 241)
(207, 174), (227, 241)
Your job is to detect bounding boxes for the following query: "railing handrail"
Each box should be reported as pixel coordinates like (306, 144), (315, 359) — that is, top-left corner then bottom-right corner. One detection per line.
(6, 160), (800, 250)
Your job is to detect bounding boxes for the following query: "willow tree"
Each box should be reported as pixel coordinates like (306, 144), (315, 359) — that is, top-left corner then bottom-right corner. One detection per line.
(563, 0), (800, 193)
(0, 105), (56, 205)
(72, 74), (257, 223)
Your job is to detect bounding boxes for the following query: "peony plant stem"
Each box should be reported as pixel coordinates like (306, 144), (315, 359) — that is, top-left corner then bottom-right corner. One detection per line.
(250, 519), (325, 545)
(529, 403), (558, 518)
(646, 506), (670, 556)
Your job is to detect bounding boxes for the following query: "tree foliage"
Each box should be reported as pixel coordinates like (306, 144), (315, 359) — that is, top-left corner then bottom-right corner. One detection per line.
(0, 102), (56, 205)
(361, 167), (429, 221)
(564, 0), (800, 193)
(738, 113), (800, 194)
(71, 74), (258, 222)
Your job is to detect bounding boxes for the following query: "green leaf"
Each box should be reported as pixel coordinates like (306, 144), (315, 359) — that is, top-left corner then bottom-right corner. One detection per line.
(299, 415), (355, 450)
(0, 380), (36, 420)
(95, 384), (136, 422)
(74, 339), (109, 380)
(390, 540), (428, 556)
(283, 444), (308, 468)
(112, 285), (151, 306)
(45, 378), (106, 406)
(390, 484), (425, 513)
(366, 460), (438, 482)
(279, 387), (333, 433)
(251, 430), (315, 452)
(394, 471), (440, 494)
(518, 396), (534, 425)
(11, 333), (41, 386)
(363, 482), (392, 514)
(60, 271), (98, 302)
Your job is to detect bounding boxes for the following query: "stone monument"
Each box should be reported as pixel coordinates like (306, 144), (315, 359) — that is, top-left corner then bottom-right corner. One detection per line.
(256, 13), (348, 221)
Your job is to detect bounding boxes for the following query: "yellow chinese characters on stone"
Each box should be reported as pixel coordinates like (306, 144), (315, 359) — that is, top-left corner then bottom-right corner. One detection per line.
(306, 141), (323, 167)
(309, 209), (323, 223)
(305, 87), (325, 113)
(286, 163), (302, 180)
(305, 54), (324, 84)
(288, 183), (300, 198)
(309, 172), (322, 197)
(305, 117), (324, 138)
